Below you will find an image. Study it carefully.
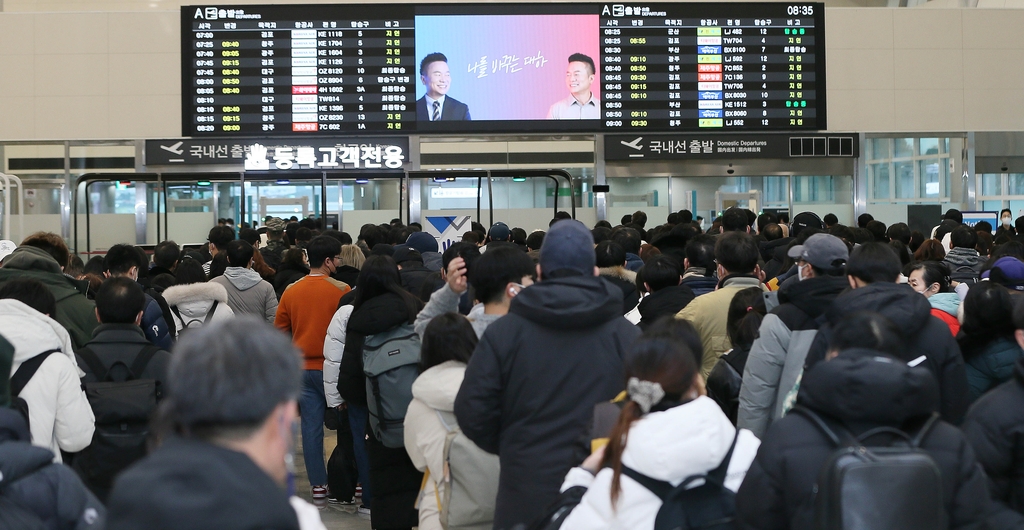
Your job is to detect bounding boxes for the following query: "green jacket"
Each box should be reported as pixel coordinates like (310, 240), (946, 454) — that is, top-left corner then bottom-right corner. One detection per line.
(0, 246), (97, 349)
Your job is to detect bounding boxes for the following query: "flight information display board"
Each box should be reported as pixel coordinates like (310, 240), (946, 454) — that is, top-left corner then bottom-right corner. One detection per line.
(182, 3), (825, 137)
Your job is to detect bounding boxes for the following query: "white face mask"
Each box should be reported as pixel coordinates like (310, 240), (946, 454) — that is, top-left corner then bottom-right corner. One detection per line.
(1003, 217), (1013, 226)
(797, 263), (808, 281)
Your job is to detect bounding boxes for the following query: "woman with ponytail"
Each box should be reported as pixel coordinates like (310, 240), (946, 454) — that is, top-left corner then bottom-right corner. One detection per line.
(707, 287), (768, 424)
(555, 337), (760, 529)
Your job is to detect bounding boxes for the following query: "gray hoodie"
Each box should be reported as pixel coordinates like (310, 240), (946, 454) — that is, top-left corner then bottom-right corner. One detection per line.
(211, 267), (278, 323)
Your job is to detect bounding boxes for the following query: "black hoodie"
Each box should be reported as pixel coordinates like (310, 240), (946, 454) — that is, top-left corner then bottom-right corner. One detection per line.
(736, 349), (993, 530)
(804, 282), (970, 424)
(637, 284), (696, 330)
(454, 275), (642, 530)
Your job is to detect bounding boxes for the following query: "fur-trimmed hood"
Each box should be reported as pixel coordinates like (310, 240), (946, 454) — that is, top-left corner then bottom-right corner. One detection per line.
(162, 282), (233, 326)
(599, 266), (637, 284)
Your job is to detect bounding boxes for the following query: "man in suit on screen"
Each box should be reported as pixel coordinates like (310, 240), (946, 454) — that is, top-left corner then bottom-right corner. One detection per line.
(416, 52), (472, 121)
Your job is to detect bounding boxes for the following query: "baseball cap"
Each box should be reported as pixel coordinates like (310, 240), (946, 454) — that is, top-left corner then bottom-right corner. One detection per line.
(265, 218), (285, 232)
(790, 211), (824, 237)
(488, 222), (511, 242)
(392, 244), (423, 265)
(540, 220), (596, 275)
(788, 233), (848, 272)
(406, 231), (438, 254)
(983, 257), (1024, 290)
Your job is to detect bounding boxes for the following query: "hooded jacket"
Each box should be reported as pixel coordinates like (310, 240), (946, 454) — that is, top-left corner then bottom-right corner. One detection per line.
(943, 247), (986, 281)
(959, 334), (1024, 402)
(929, 292), (962, 336)
(677, 275), (765, 377)
(107, 437), (301, 530)
(637, 284), (695, 331)
(454, 275), (641, 529)
(0, 300), (94, 462)
(738, 275), (849, 439)
(0, 408), (105, 530)
(0, 246), (97, 348)
(162, 282), (235, 337)
(273, 261), (309, 300)
(336, 291), (423, 529)
(736, 349), (993, 530)
(804, 282), (970, 425)
(403, 361), (476, 530)
(211, 267), (278, 322)
(599, 266), (640, 314)
(560, 397), (760, 529)
(963, 359), (1024, 519)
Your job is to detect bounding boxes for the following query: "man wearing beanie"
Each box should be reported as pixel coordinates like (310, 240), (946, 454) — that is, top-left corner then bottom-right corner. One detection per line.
(406, 231), (442, 272)
(455, 220), (641, 529)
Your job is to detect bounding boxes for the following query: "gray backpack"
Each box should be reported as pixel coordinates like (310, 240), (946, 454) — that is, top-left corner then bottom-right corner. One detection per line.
(436, 411), (500, 530)
(362, 324), (420, 448)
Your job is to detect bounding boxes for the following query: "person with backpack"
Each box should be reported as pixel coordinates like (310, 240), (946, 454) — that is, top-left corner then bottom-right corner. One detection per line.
(404, 313), (498, 530)
(553, 335), (759, 529)
(337, 255), (424, 527)
(737, 233), (849, 439)
(276, 235), (353, 503)
(454, 220), (641, 529)
(74, 277), (170, 501)
(102, 244), (173, 349)
(0, 279), (94, 463)
(736, 311), (993, 530)
(162, 257), (235, 338)
(942, 226), (986, 284)
(707, 287), (767, 425)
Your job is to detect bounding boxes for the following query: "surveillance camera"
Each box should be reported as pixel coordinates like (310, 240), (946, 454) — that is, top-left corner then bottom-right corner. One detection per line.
(727, 169), (735, 175)
(1002, 166), (1009, 172)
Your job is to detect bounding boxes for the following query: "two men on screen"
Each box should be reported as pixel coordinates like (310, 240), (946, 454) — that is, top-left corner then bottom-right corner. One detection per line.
(416, 52), (472, 121)
(547, 53), (600, 119)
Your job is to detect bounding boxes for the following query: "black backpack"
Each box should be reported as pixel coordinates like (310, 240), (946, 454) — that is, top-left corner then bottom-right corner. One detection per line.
(620, 432), (740, 530)
(793, 406), (947, 530)
(9, 349), (62, 432)
(73, 345), (161, 496)
(949, 265), (979, 285)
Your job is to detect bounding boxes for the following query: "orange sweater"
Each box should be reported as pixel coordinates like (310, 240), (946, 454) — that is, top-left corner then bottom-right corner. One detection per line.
(275, 275), (351, 370)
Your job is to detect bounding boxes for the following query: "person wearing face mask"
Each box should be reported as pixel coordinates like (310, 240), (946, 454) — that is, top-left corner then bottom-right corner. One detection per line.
(998, 208), (1017, 239)
(907, 261), (961, 336)
(737, 234), (849, 440)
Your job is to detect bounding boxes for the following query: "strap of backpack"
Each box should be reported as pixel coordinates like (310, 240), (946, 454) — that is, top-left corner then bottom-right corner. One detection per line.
(76, 346), (109, 381)
(170, 304), (184, 324)
(910, 413), (941, 448)
(620, 465), (674, 500)
(10, 349), (61, 397)
(792, 406), (851, 446)
(129, 344), (162, 379)
(436, 410), (458, 434)
(203, 300), (219, 325)
(705, 430), (740, 485)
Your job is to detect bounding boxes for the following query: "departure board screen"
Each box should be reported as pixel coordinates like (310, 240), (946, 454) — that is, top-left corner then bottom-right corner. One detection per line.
(182, 3), (825, 137)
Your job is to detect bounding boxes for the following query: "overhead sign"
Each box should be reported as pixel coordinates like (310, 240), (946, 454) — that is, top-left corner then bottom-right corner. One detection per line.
(145, 137), (409, 169)
(604, 134), (857, 161)
(425, 215), (472, 252)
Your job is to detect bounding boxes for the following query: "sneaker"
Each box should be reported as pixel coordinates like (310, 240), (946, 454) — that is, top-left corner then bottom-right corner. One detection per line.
(311, 485), (328, 500)
(357, 505), (371, 517)
(328, 495), (355, 505)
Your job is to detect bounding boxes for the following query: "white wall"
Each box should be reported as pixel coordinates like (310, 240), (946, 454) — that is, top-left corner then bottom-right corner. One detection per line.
(3, 7), (1024, 140)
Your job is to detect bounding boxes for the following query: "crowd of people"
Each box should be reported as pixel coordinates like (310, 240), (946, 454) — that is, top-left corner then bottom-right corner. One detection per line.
(3, 206), (1024, 529)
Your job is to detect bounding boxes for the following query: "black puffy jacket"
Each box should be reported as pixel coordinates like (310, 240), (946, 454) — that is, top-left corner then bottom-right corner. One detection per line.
(637, 284), (695, 331)
(454, 275), (641, 530)
(0, 408), (105, 530)
(963, 359), (1024, 517)
(706, 343), (750, 424)
(736, 349), (993, 530)
(804, 282), (970, 424)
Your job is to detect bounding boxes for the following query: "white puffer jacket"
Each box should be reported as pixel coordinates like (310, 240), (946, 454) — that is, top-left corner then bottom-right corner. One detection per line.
(162, 282), (235, 337)
(323, 304), (353, 408)
(403, 361), (467, 530)
(559, 396), (760, 530)
(0, 299), (95, 462)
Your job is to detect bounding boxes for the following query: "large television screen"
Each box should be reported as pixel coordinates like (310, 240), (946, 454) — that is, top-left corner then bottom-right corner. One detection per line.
(182, 3), (825, 136)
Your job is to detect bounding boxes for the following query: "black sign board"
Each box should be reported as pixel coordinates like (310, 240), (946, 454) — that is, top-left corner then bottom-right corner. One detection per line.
(604, 133), (856, 160)
(145, 137), (410, 169)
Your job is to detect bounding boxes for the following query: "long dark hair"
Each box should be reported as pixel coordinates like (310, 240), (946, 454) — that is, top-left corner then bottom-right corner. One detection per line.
(727, 287), (766, 350)
(174, 257), (207, 285)
(601, 337), (698, 505)
(421, 313), (477, 372)
(959, 282), (1016, 356)
(352, 255), (422, 322)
